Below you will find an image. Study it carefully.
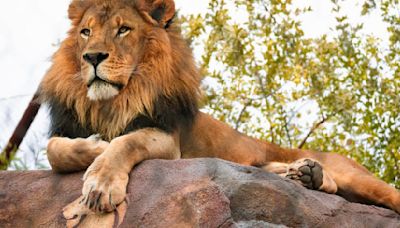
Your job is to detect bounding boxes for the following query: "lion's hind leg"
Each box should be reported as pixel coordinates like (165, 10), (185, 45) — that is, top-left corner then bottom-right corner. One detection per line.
(332, 170), (400, 214)
(262, 162), (288, 177)
(313, 153), (400, 213)
(263, 159), (338, 194)
(286, 158), (338, 194)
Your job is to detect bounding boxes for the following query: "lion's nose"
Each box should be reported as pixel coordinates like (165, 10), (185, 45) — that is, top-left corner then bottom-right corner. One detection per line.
(83, 52), (109, 66)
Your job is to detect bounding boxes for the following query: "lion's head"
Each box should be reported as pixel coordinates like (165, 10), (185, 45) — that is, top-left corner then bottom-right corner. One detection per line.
(40, 0), (201, 140)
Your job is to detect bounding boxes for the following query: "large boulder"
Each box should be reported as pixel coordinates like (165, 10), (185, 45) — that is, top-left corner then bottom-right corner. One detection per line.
(0, 158), (399, 227)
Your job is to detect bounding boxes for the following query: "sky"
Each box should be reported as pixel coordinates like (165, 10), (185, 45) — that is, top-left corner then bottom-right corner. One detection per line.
(0, 0), (389, 169)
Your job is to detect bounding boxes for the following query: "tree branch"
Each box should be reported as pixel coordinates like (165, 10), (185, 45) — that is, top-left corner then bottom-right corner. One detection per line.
(255, 73), (277, 143)
(283, 113), (293, 147)
(235, 100), (252, 130)
(386, 128), (400, 180)
(297, 117), (327, 149)
(298, 110), (343, 149)
(0, 93), (41, 170)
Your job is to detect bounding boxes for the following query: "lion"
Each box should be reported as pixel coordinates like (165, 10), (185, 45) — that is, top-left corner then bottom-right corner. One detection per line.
(39, 0), (400, 221)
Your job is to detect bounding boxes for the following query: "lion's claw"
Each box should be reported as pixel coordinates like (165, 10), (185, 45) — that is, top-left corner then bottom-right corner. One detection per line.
(82, 180), (127, 213)
(82, 157), (129, 214)
(286, 158), (323, 190)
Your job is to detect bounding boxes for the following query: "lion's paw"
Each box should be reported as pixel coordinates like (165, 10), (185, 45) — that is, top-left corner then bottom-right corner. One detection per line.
(286, 158), (323, 190)
(81, 157), (129, 213)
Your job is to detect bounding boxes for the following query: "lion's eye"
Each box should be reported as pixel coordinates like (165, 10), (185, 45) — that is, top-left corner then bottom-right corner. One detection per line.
(117, 26), (131, 37)
(80, 28), (91, 39)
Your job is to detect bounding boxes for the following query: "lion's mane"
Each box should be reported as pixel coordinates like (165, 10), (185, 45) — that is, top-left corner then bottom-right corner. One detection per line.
(39, 0), (201, 141)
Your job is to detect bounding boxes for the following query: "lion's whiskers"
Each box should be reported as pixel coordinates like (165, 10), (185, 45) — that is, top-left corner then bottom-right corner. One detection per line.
(102, 66), (135, 76)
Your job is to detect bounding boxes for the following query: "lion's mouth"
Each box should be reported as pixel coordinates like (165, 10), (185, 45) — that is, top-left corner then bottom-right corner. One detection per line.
(88, 76), (124, 90)
(87, 76), (123, 101)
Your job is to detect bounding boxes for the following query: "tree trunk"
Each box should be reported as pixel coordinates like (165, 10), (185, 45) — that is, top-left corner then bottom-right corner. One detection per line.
(0, 94), (41, 170)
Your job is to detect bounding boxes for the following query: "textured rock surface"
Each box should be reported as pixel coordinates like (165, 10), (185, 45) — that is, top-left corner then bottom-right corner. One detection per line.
(0, 158), (399, 227)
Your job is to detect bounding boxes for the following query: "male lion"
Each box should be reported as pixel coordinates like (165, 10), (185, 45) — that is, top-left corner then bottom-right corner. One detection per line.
(40, 0), (400, 220)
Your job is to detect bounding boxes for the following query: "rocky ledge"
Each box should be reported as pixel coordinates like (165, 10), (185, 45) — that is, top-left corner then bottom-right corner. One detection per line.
(0, 158), (399, 227)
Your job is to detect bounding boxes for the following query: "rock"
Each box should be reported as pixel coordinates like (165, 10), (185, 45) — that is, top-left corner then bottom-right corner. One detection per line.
(0, 158), (399, 227)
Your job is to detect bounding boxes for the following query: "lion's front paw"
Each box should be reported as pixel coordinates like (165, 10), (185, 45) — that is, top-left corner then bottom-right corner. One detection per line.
(81, 157), (129, 213)
(286, 158), (323, 190)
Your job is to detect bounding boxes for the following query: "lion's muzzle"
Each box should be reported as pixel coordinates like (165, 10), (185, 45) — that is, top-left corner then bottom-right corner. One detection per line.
(83, 52), (126, 101)
(83, 52), (109, 67)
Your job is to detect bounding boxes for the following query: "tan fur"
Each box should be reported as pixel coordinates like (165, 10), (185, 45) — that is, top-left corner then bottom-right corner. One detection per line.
(47, 136), (108, 172)
(262, 160), (337, 193)
(43, 0), (400, 222)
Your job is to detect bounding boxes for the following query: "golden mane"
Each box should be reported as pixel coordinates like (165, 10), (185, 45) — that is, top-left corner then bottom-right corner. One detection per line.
(40, 0), (201, 141)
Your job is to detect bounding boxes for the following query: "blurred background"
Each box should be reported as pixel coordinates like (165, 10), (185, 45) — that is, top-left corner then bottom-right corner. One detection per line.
(0, 0), (399, 187)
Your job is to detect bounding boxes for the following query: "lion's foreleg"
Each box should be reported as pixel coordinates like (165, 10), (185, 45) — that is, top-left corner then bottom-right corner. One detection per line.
(80, 128), (180, 213)
(47, 136), (109, 173)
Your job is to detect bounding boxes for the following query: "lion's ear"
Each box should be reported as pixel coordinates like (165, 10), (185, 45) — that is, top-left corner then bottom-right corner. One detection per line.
(68, 0), (91, 25)
(136, 0), (176, 27)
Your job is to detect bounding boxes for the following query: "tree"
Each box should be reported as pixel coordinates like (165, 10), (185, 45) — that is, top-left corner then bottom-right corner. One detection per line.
(180, 0), (400, 187)
(0, 94), (41, 170)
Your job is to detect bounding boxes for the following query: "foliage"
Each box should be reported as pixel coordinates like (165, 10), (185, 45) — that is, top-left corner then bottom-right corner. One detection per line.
(180, 0), (400, 187)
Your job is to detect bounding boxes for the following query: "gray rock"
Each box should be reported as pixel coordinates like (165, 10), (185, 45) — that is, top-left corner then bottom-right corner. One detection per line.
(0, 158), (399, 227)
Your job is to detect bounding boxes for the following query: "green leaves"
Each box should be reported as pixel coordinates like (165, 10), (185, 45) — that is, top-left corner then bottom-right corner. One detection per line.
(181, 0), (400, 188)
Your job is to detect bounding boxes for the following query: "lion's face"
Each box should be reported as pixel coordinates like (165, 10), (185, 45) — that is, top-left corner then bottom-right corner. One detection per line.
(41, 0), (200, 140)
(77, 5), (146, 101)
